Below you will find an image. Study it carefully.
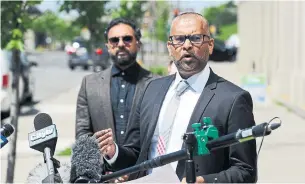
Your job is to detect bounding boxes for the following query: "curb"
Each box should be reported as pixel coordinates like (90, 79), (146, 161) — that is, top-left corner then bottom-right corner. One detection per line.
(274, 99), (305, 119)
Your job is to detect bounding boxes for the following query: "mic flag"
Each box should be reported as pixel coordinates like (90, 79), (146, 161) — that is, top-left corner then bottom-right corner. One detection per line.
(70, 135), (104, 183)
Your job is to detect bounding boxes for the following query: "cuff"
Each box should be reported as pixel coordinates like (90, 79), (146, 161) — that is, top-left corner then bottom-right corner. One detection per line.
(104, 143), (119, 165)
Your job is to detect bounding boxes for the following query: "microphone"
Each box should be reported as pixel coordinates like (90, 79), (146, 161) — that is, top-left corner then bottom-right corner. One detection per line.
(98, 121), (281, 182)
(206, 121), (282, 151)
(28, 113), (59, 183)
(70, 135), (104, 183)
(0, 123), (14, 148)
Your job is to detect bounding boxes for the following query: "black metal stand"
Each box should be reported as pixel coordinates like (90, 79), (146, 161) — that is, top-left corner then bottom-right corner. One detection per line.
(98, 132), (198, 183)
(183, 132), (197, 184)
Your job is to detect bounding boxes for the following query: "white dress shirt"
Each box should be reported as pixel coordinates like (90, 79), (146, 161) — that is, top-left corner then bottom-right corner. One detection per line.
(149, 64), (211, 172)
(106, 64), (211, 171)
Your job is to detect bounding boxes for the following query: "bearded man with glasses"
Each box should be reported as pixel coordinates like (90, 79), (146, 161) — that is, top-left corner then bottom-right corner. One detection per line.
(75, 18), (158, 181)
(99, 13), (257, 183)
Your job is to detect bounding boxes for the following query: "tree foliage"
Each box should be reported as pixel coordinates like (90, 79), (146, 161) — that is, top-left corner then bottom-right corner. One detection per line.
(202, 1), (237, 40)
(59, 1), (109, 45)
(202, 1), (237, 27)
(31, 11), (81, 42)
(1, 0), (42, 49)
(111, 0), (148, 26)
(155, 1), (170, 42)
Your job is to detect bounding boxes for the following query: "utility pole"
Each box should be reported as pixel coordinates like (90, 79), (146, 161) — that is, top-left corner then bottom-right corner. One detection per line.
(6, 3), (23, 182)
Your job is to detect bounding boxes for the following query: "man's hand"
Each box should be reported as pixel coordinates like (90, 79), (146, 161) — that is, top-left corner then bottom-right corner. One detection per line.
(94, 128), (116, 159)
(181, 176), (204, 184)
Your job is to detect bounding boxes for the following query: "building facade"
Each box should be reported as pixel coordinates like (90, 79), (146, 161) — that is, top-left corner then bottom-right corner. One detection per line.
(237, 1), (305, 112)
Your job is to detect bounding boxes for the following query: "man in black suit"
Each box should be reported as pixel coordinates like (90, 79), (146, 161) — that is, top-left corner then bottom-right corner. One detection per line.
(99, 12), (257, 183)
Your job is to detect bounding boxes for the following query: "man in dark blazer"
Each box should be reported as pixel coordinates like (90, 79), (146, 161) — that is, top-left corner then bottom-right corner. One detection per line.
(75, 18), (156, 145)
(100, 13), (257, 183)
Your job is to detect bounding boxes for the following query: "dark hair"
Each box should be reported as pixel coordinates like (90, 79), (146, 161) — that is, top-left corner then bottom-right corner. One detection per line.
(104, 18), (142, 41)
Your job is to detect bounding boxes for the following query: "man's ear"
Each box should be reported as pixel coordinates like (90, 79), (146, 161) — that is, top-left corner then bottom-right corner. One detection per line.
(208, 38), (214, 55)
(136, 41), (141, 49)
(105, 43), (110, 50)
(167, 41), (172, 55)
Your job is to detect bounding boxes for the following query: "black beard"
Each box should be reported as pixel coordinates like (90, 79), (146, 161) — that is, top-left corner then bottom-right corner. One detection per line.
(110, 50), (137, 67)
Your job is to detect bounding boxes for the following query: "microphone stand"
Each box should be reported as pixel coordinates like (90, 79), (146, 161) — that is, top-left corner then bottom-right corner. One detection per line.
(42, 149), (62, 183)
(99, 132), (198, 183)
(99, 118), (219, 184)
(96, 118), (281, 184)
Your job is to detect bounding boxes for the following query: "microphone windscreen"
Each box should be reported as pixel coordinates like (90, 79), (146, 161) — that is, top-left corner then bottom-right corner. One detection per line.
(34, 113), (53, 130)
(70, 135), (103, 183)
(1, 123), (14, 137)
(27, 162), (71, 183)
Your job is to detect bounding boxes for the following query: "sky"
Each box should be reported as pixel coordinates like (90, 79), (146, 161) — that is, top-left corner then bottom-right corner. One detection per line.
(37, 0), (229, 19)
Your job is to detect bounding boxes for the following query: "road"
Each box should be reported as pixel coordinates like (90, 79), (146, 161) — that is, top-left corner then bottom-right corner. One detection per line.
(28, 51), (91, 101)
(1, 51), (91, 183)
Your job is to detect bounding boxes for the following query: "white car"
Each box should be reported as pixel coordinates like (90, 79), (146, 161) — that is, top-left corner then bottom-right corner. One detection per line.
(1, 49), (37, 119)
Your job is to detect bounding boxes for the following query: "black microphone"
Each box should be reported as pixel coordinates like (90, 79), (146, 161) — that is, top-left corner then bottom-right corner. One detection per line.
(70, 135), (104, 183)
(0, 123), (15, 148)
(206, 121), (282, 151)
(28, 113), (59, 183)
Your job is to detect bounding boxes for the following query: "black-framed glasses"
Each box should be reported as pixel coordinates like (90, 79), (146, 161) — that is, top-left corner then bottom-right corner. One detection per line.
(108, 35), (133, 46)
(169, 34), (210, 46)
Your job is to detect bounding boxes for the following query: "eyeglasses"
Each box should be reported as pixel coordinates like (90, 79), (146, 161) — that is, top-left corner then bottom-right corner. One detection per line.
(169, 34), (210, 46)
(108, 35), (133, 46)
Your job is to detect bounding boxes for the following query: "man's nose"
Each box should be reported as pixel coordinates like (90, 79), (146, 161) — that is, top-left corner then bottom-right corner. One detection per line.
(183, 39), (193, 51)
(117, 38), (125, 47)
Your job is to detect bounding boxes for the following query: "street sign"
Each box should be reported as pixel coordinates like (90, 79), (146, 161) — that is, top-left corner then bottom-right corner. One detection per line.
(241, 73), (267, 104)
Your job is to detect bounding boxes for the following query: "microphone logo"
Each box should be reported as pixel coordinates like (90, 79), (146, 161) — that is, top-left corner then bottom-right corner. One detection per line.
(29, 127), (55, 141)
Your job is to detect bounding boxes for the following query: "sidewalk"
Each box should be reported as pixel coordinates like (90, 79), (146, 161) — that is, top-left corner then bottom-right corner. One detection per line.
(210, 62), (305, 182)
(1, 86), (80, 183)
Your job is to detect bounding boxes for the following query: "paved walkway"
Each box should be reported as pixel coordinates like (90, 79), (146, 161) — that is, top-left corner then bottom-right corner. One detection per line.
(210, 62), (305, 182)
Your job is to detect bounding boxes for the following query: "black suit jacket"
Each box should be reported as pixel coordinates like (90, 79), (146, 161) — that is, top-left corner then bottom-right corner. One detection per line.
(110, 68), (257, 183)
(75, 65), (157, 140)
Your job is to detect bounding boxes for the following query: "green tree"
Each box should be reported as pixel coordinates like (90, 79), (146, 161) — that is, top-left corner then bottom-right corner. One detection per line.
(155, 1), (170, 42)
(203, 1), (237, 26)
(202, 1), (237, 40)
(111, 0), (148, 26)
(1, 1), (42, 183)
(60, 1), (109, 47)
(1, 1), (41, 48)
(31, 11), (81, 43)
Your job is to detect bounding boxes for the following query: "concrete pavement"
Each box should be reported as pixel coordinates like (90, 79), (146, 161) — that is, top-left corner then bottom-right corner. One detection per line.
(1, 61), (305, 183)
(1, 86), (80, 183)
(210, 62), (305, 182)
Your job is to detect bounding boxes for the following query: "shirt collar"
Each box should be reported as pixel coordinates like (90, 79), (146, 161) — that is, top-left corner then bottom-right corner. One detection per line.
(111, 62), (140, 78)
(173, 63), (210, 93)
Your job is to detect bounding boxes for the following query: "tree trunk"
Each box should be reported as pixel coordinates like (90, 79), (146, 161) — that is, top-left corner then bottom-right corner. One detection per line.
(6, 49), (21, 183)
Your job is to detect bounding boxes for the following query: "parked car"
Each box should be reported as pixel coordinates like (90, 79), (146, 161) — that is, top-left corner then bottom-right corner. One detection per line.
(92, 43), (110, 72)
(209, 38), (237, 62)
(1, 49), (37, 119)
(66, 38), (92, 71)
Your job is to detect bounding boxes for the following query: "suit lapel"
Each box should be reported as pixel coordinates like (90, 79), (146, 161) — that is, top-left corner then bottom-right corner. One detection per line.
(127, 68), (153, 126)
(143, 75), (175, 151)
(186, 69), (219, 132)
(97, 67), (116, 141)
(176, 69), (219, 178)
